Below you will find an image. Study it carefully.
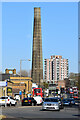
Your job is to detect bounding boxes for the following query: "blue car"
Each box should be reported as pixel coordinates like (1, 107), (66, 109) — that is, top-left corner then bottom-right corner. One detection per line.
(62, 99), (71, 106)
(67, 98), (75, 105)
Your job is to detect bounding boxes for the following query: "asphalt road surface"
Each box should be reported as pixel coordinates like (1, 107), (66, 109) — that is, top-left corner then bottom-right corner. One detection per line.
(1, 105), (80, 119)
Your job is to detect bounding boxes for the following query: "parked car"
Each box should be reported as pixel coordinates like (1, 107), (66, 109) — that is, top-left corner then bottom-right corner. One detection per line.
(0, 96), (17, 107)
(33, 96), (43, 105)
(62, 98), (72, 106)
(42, 97), (60, 111)
(22, 97), (37, 106)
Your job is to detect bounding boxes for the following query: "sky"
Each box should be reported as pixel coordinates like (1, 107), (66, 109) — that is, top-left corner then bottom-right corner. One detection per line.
(2, 2), (78, 74)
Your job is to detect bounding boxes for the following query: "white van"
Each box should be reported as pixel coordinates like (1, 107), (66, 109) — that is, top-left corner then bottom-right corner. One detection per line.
(33, 96), (43, 105)
(14, 95), (20, 101)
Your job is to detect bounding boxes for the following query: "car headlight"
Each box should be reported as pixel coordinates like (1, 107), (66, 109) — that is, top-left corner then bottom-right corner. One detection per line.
(43, 103), (47, 106)
(45, 103), (47, 105)
(55, 104), (58, 106)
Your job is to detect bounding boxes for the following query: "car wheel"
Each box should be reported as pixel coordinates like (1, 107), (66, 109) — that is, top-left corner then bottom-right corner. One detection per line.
(42, 109), (46, 111)
(22, 104), (24, 106)
(69, 104), (72, 107)
(9, 103), (11, 107)
(57, 109), (60, 111)
(14, 102), (17, 106)
(62, 106), (64, 109)
(61, 105), (64, 109)
(35, 103), (37, 106)
(14, 104), (16, 106)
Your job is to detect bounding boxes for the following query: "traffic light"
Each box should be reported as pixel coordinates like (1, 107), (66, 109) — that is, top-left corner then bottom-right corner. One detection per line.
(61, 88), (64, 93)
(56, 89), (58, 94)
(23, 89), (25, 95)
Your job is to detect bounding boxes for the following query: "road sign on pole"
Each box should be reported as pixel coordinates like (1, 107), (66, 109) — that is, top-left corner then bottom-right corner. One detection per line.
(19, 91), (22, 95)
(0, 81), (7, 87)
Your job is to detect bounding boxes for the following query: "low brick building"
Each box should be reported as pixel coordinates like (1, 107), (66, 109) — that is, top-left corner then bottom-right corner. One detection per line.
(10, 77), (32, 98)
(0, 73), (32, 99)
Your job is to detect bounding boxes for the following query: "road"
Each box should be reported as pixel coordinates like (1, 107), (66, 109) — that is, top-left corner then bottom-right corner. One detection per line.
(1, 104), (80, 119)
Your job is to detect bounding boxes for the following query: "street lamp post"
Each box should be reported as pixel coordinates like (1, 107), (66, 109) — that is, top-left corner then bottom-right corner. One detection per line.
(20, 59), (31, 99)
(20, 59), (31, 77)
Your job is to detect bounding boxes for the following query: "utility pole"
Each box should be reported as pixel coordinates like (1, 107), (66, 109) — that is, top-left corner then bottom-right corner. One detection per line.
(20, 60), (22, 100)
(20, 59), (31, 99)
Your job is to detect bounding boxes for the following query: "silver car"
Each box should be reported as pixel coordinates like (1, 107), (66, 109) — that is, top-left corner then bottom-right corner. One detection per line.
(42, 97), (60, 111)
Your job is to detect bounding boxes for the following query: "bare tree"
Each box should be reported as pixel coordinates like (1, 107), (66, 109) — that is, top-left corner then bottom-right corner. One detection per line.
(28, 70), (32, 77)
(17, 70), (28, 77)
(17, 70), (32, 77)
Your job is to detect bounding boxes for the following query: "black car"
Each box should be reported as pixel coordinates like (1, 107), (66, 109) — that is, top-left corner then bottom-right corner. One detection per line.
(22, 97), (37, 106)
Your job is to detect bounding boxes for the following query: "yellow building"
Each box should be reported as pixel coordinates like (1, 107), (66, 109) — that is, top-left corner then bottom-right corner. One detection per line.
(0, 88), (3, 97)
(0, 81), (13, 97)
(0, 77), (32, 99)
(10, 77), (32, 98)
(0, 70), (32, 98)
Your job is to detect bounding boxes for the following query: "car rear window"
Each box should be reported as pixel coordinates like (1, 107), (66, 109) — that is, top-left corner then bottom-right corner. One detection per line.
(28, 98), (32, 100)
(10, 97), (15, 100)
(23, 98), (28, 100)
(1, 97), (8, 99)
(28, 98), (34, 100)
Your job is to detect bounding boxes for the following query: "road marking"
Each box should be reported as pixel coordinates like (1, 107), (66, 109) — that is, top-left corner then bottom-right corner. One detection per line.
(18, 106), (42, 108)
(2, 106), (42, 110)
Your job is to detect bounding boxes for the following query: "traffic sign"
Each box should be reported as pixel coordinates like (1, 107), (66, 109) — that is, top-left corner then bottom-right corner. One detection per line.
(19, 91), (22, 95)
(0, 81), (7, 87)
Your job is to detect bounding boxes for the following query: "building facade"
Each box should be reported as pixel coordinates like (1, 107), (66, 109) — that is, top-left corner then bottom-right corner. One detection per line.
(0, 73), (32, 98)
(44, 55), (69, 83)
(32, 8), (43, 86)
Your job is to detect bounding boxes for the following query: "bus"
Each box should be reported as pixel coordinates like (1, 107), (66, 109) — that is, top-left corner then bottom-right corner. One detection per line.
(33, 88), (43, 97)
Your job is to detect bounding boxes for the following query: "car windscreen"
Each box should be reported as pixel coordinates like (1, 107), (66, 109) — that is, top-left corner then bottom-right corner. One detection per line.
(28, 98), (34, 100)
(63, 99), (69, 102)
(50, 98), (58, 102)
(63, 99), (67, 101)
(44, 98), (58, 102)
(1, 97), (8, 99)
(56, 98), (61, 101)
(68, 99), (74, 101)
